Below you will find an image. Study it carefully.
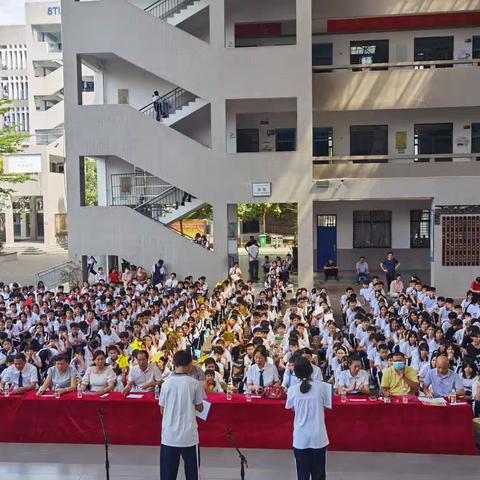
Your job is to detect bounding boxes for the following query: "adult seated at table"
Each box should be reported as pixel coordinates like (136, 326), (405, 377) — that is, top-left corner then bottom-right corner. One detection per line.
(323, 259), (339, 281)
(0, 352), (38, 394)
(423, 354), (464, 398)
(37, 354), (78, 396)
(246, 346), (280, 394)
(335, 355), (370, 395)
(381, 351), (419, 397)
(122, 350), (163, 395)
(81, 350), (116, 395)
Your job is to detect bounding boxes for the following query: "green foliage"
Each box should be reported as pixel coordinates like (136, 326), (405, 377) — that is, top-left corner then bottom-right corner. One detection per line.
(0, 98), (32, 200)
(185, 204), (213, 221)
(84, 157), (98, 206)
(237, 203), (297, 234)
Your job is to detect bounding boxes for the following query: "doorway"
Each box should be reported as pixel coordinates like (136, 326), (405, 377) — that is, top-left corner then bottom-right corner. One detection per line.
(317, 215), (337, 271)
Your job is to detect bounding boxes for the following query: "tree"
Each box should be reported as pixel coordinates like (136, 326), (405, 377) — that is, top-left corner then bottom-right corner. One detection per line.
(237, 203), (297, 234)
(0, 98), (31, 251)
(84, 157), (98, 206)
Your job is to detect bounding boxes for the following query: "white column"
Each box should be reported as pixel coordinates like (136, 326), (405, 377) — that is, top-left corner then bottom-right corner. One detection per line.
(96, 157), (108, 206)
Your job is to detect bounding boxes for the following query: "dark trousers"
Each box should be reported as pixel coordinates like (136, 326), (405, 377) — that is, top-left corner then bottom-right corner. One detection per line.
(160, 444), (199, 480)
(249, 260), (259, 281)
(386, 273), (395, 289)
(294, 447), (326, 480)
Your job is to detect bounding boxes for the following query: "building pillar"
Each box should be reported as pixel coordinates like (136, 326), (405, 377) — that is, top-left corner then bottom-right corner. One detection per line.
(227, 203), (238, 268)
(297, 199), (314, 290)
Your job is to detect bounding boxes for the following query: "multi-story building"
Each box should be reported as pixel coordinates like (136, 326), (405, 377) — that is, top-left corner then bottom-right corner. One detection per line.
(0, 2), (67, 249)
(62, 0), (480, 296)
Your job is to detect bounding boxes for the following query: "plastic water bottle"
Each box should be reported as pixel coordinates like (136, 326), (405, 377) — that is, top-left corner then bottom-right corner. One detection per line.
(4, 383), (10, 397)
(154, 384), (160, 400)
(384, 390), (391, 404)
(77, 383), (83, 399)
(402, 387), (409, 404)
(54, 384), (61, 399)
(341, 386), (347, 403)
(226, 381), (233, 401)
(245, 389), (252, 402)
(449, 389), (457, 404)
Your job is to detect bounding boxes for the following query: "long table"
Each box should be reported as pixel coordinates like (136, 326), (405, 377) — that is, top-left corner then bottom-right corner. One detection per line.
(0, 392), (476, 455)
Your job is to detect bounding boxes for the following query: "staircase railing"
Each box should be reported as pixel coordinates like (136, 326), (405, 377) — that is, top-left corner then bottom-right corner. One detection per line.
(139, 87), (197, 120)
(145, 0), (195, 20)
(110, 173), (171, 206)
(134, 186), (194, 223)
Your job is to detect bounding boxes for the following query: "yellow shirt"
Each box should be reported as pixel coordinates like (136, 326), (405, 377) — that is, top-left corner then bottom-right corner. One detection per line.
(381, 366), (418, 396)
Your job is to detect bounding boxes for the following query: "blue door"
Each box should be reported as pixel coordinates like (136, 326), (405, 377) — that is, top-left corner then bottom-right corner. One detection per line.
(317, 215), (337, 271)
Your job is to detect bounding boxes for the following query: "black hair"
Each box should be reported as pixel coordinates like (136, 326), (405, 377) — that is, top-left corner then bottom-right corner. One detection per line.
(92, 350), (106, 361)
(294, 357), (313, 394)
(173, 349), (192, 367)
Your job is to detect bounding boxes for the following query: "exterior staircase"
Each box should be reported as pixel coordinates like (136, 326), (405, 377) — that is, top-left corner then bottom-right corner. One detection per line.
(144, 0), (209, 25)
(139, 87), (208, 127)
(1, 242), (68, 256)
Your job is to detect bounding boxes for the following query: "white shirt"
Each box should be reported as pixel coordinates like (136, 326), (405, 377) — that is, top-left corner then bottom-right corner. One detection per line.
(246, 363), (279, 387)
(338, 369), (369, 393)
(159, 373), (206, 447)
(127, 364), (163, 392)
(286, 380), (332, 449)
(2, 363), (38, 388)
(247, 243), (259, 262)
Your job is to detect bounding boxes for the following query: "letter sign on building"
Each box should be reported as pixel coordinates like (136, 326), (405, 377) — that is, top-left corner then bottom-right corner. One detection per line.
(47, 6), (62, 16)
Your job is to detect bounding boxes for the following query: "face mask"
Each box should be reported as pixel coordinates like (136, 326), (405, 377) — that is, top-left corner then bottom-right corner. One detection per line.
(393, 361), (405, 370)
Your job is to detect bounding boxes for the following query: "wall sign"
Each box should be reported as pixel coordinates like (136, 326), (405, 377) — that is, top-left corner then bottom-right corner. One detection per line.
(3, 154), (42, 173)
(47, 7), (62, 16)
(252, 182), (271, 197)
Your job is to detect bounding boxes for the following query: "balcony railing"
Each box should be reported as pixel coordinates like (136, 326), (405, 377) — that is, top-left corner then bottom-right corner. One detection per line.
(35, 129), (64, 146)
(110, 173), (171, 206)
(313, 153), (479, 165)
(144, 0), (194, 20)
(313, 58), (480, 73)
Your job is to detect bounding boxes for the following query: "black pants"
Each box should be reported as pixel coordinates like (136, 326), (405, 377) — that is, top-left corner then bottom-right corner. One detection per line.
(294, 447), (326, 480)
(160, 444), (199, 480)
(249, 260), (259, 281)
(386, 273), (395, 289)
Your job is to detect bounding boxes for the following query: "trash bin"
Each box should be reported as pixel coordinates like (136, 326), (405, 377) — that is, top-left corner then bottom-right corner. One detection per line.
(258, 234), (267, 248)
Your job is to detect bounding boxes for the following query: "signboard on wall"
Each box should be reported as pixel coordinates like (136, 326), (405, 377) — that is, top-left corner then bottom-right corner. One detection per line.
(3, 154), (42, 174)
(395, 131), (407, 153)
(252, 182), (272, 197)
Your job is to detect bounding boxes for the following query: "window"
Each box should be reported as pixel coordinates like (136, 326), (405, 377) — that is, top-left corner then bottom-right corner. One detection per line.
(350, 40), (389, 69)
(414, 37), (453, 68)
(275, 128), (296, 151)
(471, 123), (480, 157)
(414, 123), (452, 162)
(473, 36), (480, 59)
(313, 127), (333, 157)
(237, 129), (259, 152)
(410, 210), (431, 248)
(353, 210), (392, 248)
(312, 43), (333, 67)
(442, 215), (480, 266)
(350, 125), (388, 156)
(242, 219), (260, 234)
(317, 215), (336, 227)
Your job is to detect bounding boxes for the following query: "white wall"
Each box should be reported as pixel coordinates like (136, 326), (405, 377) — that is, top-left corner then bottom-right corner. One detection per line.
(172, 105), (212, 148)
(314, 107), (480, 156)
(103, 57), (175, 109)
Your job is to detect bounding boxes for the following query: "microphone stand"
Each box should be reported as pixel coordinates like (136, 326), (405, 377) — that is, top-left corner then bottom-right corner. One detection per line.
(98, 409), (110, 480)
(226, 428), (248, 480)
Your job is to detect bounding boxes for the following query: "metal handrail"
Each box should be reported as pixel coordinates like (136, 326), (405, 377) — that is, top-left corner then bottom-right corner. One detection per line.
(313, 58), (480, 73)
(313, 153), (480, 165)
(134, 186), (194, 221)
(139, 87), (197, 120)
(135, 186), (176, 210)
(145, 0), (194, 20)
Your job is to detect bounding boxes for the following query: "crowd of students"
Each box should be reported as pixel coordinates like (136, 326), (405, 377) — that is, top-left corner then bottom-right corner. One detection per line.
(0, 263), (479, 417)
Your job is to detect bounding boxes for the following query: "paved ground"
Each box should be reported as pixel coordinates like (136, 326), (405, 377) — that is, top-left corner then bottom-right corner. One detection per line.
(0, 443), (477, 480)
(0, 252), (68, 286)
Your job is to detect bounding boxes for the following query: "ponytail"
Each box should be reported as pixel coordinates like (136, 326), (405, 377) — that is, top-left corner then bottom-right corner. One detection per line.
(300, 378), (311, 394)
(294, 357), (313, 394)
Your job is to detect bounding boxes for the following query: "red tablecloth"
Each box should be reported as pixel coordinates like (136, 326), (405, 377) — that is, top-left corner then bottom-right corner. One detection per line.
(0, 392), (476, 455)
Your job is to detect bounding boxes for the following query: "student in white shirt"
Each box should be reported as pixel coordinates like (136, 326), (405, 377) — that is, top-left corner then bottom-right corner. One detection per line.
(159, 350), (205, 480)
(246, 346), (280, 393)
(286, 357), (331, 480)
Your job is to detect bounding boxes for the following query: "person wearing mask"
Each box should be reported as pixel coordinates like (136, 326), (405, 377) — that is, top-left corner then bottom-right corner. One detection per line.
(37, 354), (78, 396)
(423, 354), (465, 398)
(286, 357), (332, 480)
(381, 351), (419, 397)
(159, 350), (205, 480)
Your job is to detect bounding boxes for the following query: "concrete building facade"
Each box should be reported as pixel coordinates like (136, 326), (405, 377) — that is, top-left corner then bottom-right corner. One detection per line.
(1, 2), (67, 250)
(61, 0), (480, 296)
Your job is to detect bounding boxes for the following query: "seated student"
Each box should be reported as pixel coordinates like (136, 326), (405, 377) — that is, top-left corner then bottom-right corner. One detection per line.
(355, 256), (370, 285)
(122, 350), (163, 395)
(37, 354), (78, 396)
(300, 348), (323, 381)
(245, 346), (280, 394)
(282, 353), (302, 391)
(323, 259), (339, 281)
(381, 351), (419, 397)
(0, 352), (38, 394)
(202, 357), (226, 393)
(336, 355), (370, 395)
